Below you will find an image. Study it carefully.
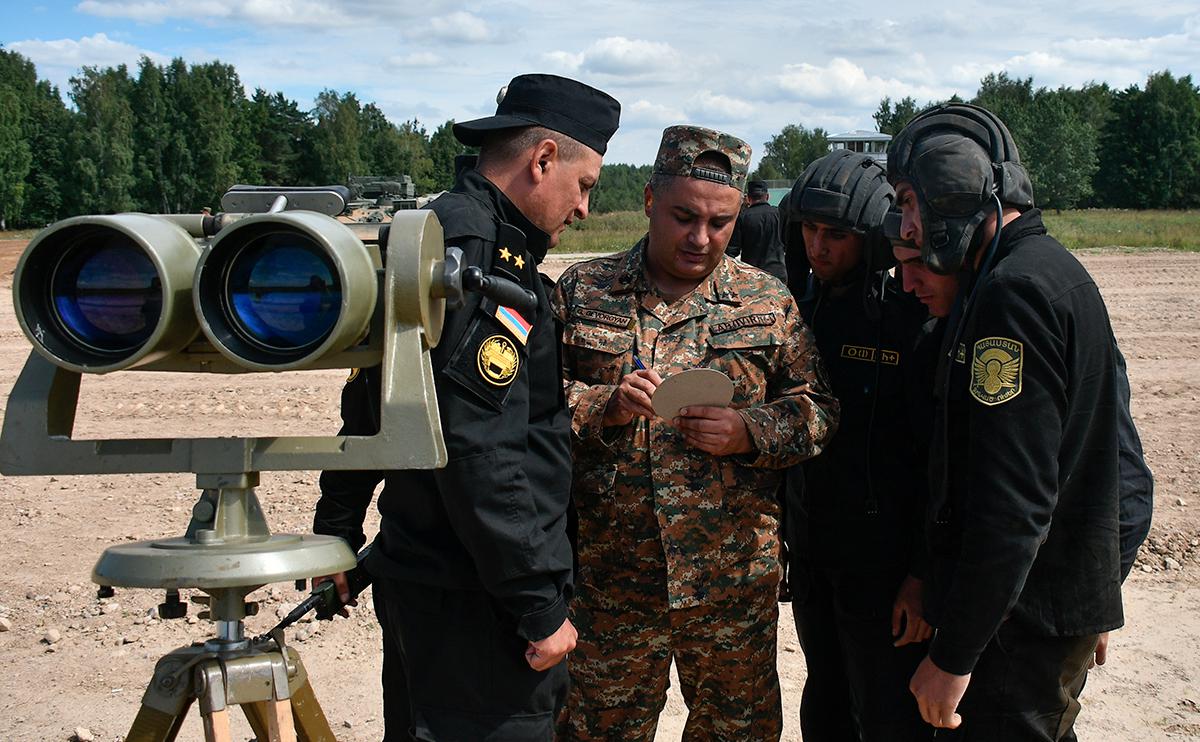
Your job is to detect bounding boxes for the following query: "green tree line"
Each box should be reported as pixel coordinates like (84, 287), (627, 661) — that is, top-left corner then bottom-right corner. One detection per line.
(1, 46), (1197, 227)
(755, 70), (1200, 212)
(0, 49), (471, 228)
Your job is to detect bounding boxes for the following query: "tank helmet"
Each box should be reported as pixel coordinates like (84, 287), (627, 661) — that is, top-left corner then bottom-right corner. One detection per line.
(780, 149), (895, 270)
(886, 103), (1034, 274)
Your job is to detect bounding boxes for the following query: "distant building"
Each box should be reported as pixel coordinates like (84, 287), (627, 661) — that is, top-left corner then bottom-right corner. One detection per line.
(752, 130), (892, 203)
(827, 130), (892, 165)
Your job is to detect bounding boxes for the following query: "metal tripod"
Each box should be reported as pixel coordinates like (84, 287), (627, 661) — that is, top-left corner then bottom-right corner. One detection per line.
(125, 611), (336, 742)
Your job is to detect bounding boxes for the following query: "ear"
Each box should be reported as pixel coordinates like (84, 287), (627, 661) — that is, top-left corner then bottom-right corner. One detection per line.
(643, 182), (654, 217)
(529, 138), (559, 184)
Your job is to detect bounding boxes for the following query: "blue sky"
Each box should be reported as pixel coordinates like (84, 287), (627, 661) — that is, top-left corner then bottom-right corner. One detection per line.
(3, 1), (1198, 167)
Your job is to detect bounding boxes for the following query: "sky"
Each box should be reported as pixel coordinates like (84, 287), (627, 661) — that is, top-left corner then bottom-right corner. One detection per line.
(3, 1), (1198, 168)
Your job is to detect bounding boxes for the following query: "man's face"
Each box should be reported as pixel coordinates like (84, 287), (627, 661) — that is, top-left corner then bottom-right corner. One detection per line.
(892, 244), (958, 317)
(525, 146), (603, 248)
(895, 181), (924, 249)
(802, 219), (864, 283)
(643, 177), (743, 289)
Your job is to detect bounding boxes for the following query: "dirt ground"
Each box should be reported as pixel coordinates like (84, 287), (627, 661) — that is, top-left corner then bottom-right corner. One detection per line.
(0, 240), (1197, 741)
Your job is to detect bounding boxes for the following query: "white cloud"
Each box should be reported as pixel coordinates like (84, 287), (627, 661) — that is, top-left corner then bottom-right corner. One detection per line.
(389, 52), (445, 68)
(628, 99), (687, 126)
(9, 32), (165, 75)
(425, 12), (495, 43)
(773, 57), (947, 108)
(545, 37), (680, 80)
(541, 50), (584, 72)
(686, 91), (754, 122)
(76, 0), (432, 29)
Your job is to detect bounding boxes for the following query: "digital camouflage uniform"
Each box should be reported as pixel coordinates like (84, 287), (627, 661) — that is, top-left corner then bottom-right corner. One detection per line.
(553, 236), (839, 740)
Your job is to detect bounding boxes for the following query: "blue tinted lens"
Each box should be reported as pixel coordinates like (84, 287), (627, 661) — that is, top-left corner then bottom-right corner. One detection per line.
(226, 234), (340, 350)
(52, 239), (162, 352)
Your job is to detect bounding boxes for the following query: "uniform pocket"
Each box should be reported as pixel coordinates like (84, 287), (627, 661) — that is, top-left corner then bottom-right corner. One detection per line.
(563, 322), (634, 385)
(705, 330), (784, 406)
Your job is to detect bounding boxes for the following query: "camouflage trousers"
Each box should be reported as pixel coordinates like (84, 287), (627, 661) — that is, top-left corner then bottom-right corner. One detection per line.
(559, 568), (782, 741)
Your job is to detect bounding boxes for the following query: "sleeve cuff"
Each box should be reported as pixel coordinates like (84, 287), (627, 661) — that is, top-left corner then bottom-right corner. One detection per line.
(571, 385), (617, 441)
(737, 408), (777, 468)
(516, 593), (568, 643)
(929, 633), (986, 676)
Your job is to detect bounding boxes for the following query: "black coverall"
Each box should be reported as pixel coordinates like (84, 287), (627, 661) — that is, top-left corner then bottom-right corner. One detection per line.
(926, 210), (1124, 740)
(786, 267), (934, 741)
(728, 201), (788, 283)
(313, 169), (573, 741)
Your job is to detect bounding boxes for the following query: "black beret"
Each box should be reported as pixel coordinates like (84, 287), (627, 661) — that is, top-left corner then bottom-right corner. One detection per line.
(453, 73), (621, 155)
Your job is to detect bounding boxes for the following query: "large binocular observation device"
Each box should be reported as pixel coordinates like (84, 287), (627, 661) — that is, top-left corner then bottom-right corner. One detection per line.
(0, 185), (534, 606)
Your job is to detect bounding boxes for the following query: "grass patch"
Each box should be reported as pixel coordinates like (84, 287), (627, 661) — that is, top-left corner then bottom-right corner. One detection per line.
(0, 229), (40, 241)
(1039, 209), (1200, 251)
(558, 211), (645, 253)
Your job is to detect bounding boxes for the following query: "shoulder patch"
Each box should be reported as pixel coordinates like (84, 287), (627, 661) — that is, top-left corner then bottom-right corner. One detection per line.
(970, 336), (1023, 406)
(477, 335), (520, 386)
(444, 316), (523, 411)
(711, 312), (776, 335)
(575, 306), (633, 329)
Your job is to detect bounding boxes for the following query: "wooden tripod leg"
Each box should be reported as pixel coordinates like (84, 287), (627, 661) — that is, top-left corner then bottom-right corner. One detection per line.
(288, 674), (339, 741)
(201, 707), (233, 742)
(247, 682), (337, 742)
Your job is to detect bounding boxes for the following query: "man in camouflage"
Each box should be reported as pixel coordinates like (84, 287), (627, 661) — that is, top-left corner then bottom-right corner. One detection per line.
(553, 125), (840, 741)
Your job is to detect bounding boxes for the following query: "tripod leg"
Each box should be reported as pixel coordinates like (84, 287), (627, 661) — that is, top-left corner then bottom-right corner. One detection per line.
(125, 703), (190, 742)
(201, 707), (233, 742)
(289, 679), (339, 742)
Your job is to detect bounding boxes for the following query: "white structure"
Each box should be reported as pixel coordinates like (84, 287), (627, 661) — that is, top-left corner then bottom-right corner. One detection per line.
(827, 130), (892, 165)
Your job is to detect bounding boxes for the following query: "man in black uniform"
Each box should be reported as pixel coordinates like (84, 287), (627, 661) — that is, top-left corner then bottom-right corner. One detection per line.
(312, 73), (620, 741)
(886, 103), (1124, 739)
(728, 179), (788, 282)
(779, 150), (934, 741)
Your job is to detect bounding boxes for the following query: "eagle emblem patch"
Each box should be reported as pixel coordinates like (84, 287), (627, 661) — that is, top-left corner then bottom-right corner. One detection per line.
(970, 336), (1022, 405)
(477, 335), (520, 386)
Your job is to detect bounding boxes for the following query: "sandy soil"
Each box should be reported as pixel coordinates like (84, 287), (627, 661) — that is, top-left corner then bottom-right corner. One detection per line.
(0, 241), (1197, 741)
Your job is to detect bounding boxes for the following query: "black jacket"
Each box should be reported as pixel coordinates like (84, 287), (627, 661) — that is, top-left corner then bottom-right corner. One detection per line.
(313, 169), (574, 642)
(787, 268), (930, 571)
(728, 201), (788, 283)
(926, 209), (1124, 675)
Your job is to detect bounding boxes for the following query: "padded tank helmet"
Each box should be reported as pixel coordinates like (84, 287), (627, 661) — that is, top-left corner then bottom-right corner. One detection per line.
(886, 103), (1034, 275)
(780, 149), (895, 271)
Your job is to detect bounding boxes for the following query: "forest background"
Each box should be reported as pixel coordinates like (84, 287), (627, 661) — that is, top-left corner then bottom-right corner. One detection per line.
(0, 48), (1198, 231)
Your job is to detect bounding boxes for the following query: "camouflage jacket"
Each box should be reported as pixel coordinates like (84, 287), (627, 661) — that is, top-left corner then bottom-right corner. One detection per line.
(552, 238), (839, 609)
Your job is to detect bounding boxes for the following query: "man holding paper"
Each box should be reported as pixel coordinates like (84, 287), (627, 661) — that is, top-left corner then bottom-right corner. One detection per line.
(552, 124), (840, 740)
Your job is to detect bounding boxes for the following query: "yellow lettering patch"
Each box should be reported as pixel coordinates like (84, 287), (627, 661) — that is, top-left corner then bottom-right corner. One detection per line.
(477, 335), (520, 386)
(840, 344), (900, 365)
(970, 336), (1022, 405)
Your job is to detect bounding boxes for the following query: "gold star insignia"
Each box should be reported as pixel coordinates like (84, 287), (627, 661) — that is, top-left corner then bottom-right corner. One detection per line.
(513, 254), (525, 269)
(499, 246), (513, 262)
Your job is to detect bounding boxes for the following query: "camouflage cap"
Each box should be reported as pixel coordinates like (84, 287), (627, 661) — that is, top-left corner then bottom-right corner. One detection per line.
(653, 125), (751, 192)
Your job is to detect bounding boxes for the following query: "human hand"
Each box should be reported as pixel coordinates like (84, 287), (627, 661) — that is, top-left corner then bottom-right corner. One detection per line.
(603, 369), (663, 426)
(891, 575), (933, 647)
(674, 406), (753, 456)
(909, 655), (970, 729)
(525, 618), (577, 671)
(313, 572), (356, 618)
(1090, 631), (1109, 668)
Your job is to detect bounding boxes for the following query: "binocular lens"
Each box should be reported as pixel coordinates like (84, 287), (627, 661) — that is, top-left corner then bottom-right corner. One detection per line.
(225, 233), (342, 351)
(51, 239), (162, 353)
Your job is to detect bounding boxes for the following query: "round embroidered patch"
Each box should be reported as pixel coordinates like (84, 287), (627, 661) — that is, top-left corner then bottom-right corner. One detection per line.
(477, 334), (520, 386)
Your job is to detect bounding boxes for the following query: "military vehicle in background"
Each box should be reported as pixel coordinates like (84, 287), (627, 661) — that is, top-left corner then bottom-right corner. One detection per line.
(339, 175), (426, 224)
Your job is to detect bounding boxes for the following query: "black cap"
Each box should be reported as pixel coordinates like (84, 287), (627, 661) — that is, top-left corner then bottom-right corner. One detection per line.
(453, 73), (621, 155)
(747, 180), (769, 196)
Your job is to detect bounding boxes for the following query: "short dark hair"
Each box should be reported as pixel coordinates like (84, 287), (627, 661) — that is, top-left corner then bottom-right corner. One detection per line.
(476, 126), (587, 171)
